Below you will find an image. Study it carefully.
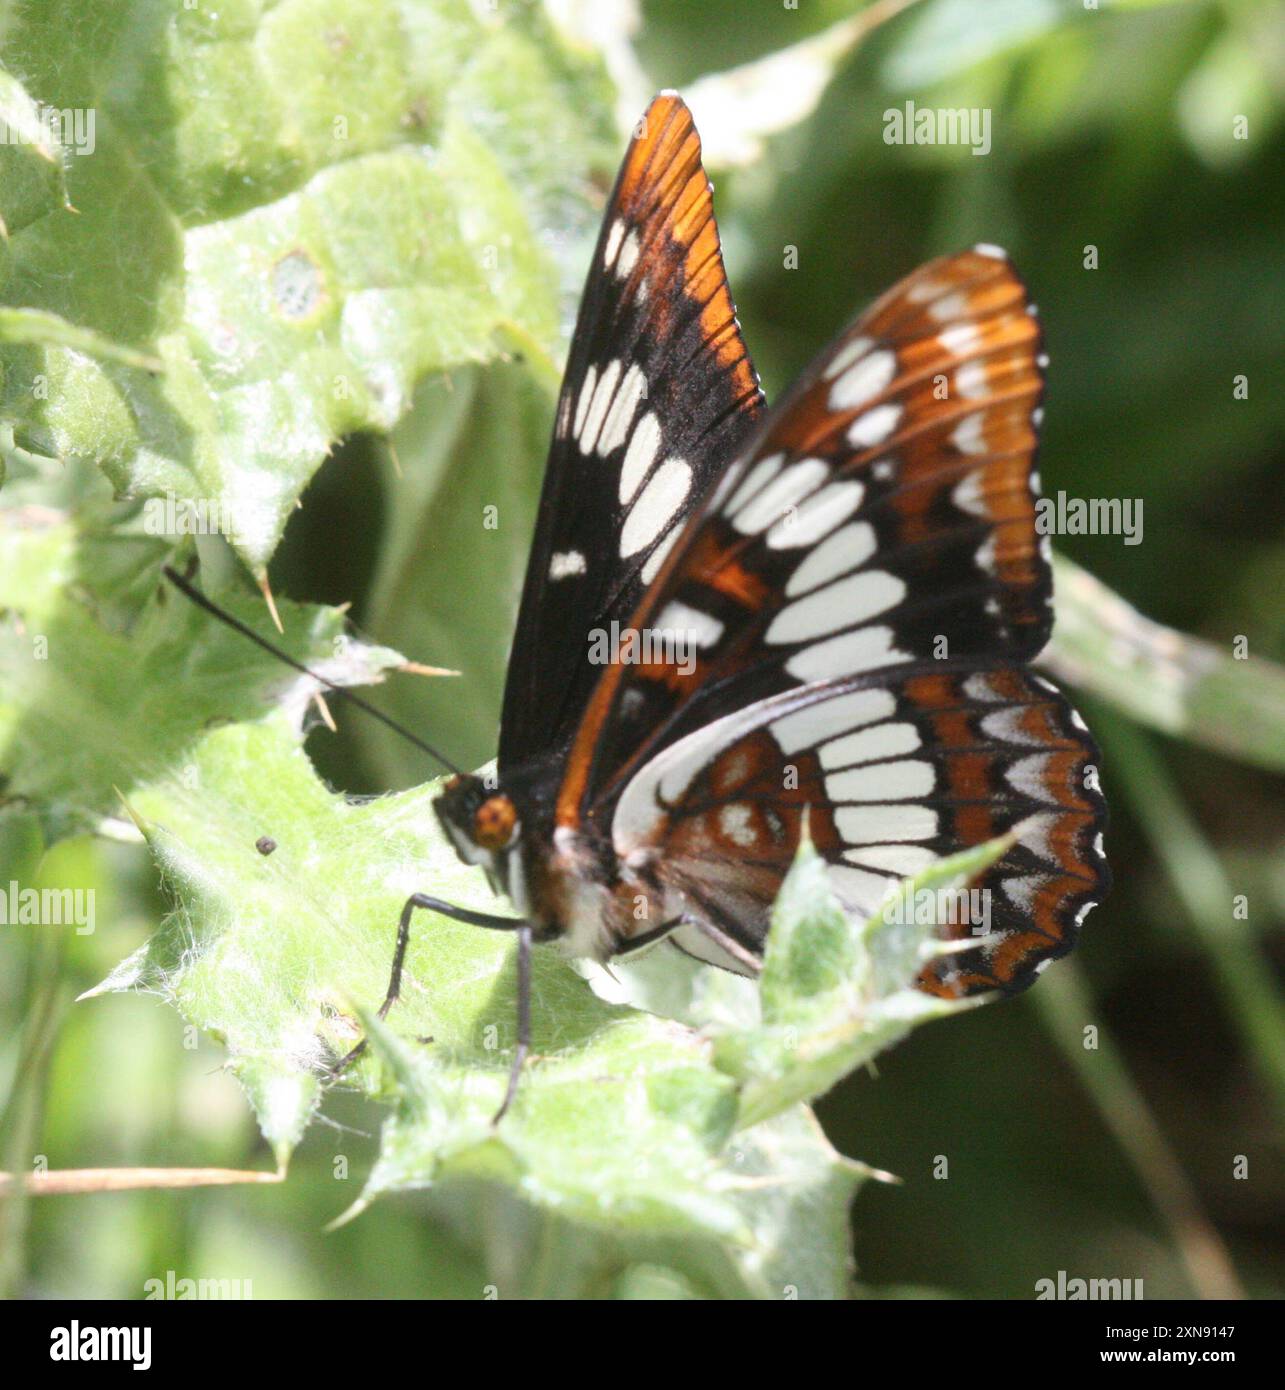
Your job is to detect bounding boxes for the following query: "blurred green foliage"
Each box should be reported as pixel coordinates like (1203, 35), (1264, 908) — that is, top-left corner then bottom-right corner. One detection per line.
(2, 0), (1282, 1298)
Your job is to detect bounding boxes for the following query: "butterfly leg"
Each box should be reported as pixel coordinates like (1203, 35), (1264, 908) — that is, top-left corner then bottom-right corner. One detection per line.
(618, 914), (762, 975)
(682, 914), (764, 976)
(492, 922), (534, 1126)
(328, 893), (526, 1080)
(613, 917), (681, 958)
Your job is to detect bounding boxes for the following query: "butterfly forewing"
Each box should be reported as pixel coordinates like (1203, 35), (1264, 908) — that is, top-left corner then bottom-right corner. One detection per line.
(559, 246), (1053, 820)
(498, 92), (764, 772)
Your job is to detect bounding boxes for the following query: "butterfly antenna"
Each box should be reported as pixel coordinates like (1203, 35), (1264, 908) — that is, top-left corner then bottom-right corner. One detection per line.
(162, 565), (464, 777)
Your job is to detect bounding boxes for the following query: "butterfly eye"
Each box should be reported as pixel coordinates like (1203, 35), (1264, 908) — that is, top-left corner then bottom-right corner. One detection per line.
(473, 795), (519, 851)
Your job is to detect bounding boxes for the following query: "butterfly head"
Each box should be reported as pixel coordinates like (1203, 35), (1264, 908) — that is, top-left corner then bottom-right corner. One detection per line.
(434, 774), (521, 872)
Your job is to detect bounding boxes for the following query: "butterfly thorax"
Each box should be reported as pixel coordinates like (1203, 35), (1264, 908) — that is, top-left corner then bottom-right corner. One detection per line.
(434, 769), (645, 959)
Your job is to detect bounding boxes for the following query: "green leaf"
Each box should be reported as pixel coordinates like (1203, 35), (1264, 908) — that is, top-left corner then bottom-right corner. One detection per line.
(3, 512), (993, 1292)
(0, 513), (411, 1154)
(0, 0), (614, 575)
(881, 0), (1072, 90)
(0, 67), (69, 245)
(0, 307), (163, 374)
(348, 1012), (867, 1298)
(713, 834), (1014, 1130)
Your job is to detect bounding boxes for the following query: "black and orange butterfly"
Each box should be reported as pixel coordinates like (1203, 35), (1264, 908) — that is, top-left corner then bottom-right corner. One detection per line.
(170, 93), (1108, 1119)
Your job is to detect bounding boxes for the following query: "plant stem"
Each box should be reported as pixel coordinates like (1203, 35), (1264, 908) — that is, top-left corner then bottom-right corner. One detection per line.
(1035, 965), (1243, 1301)
(1045, 554), (1285, 773)
(1101, 718), (1285, 1121)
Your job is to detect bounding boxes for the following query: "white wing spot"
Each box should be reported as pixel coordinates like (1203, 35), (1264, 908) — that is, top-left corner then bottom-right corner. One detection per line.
(787, 521), (878, 598)
(939, 321), (982, 354)
(826, 758), (935, 803)
(1003, 874), (1046, 911)
(952, 414), (988, 455)
(719, 804), (758, 848)
(829, 864), (896, 913)
(1018, 812), (1058, 862)
(770, 687), (897, 754)
(597, 364), (647, 457)
(733, 457), (830, 535)
(845, 844), (937, 877)
(963, 672), (1005, 703)
(847, 403), (902, 449)
(820, 721), (921, 770)
(657, 599), (723, 649)
(578, 359), (621, 453)
(980, 706), (1035, 745)
(930, 291), (968, 323)
(785, 625), (906, 682)
(766, 480), (864, 550)
(975, 534), (997, 575)
(907, 279), (946, 304)
(616, 229), (641, 279)
(572, 364), (598, 441)
(603, 218), (626, 269)
(823, 334), (874, 381)
(836, 804), (937, 843)
(1006, 753), (1054, 801)
(768, 569), (904, 646)
(621, 458), (691, 557)
(548, 550), (586, 580)
(954, 360), (989, 399)
(619, 410), (662, 501)
(952, 469), (988, 517)
(725, 452), (785, 515)
(829, 348), (896, 412)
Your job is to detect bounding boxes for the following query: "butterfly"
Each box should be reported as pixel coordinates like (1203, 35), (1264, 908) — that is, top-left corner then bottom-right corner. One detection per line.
(420, 92), (1110, 1114)
(170, 91), (1108, 1120)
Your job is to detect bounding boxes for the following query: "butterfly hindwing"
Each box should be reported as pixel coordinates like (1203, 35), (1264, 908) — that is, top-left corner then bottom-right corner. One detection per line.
(609, 662), (1108, 995)
(498, 93), (764, 771)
